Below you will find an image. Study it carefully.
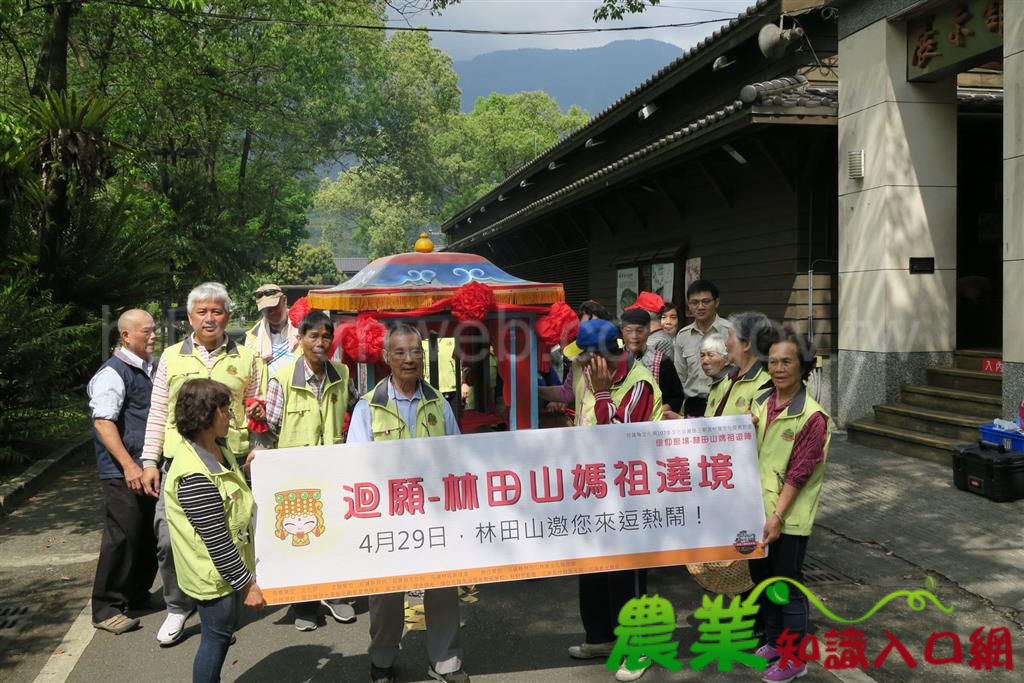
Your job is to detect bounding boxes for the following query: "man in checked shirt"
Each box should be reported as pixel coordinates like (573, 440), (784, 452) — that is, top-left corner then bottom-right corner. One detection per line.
(139, 282), (264, 647)
(263, 309), (358, 631)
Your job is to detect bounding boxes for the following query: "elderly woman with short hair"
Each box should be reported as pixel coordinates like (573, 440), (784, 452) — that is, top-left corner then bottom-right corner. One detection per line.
(704, 312), (773, 417)
(164, 379), (264, 683)
(699, 333), (734, 386)
(749, 329), (829, 683)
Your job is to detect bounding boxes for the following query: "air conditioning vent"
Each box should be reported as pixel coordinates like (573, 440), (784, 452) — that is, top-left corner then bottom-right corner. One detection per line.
(848, 150), (865, 179)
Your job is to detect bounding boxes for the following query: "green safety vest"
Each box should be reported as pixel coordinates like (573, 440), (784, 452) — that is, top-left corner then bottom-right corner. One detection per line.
(273, 357), (349, 448)
(571, 355), (663, 425)
(705, 362), (772, 417)
(421, 337), (458, 394)
(363, 378), (447, 441)
(244, 322), (268, 395)
(752, 387), (831, 536)
(164, 441), (254, 601)
(163, 336), (257, 459)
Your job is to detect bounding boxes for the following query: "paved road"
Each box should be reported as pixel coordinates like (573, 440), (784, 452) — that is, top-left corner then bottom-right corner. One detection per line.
(1, 439), (1021, 682)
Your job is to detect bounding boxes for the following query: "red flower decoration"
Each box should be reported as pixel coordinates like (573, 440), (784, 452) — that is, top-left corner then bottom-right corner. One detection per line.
(245, 397), (269, 433)
(535, 301), (579, 348)
(288, 296), (311, 327)
(451, 281), (495, 322)
(339, 314), (386, 363)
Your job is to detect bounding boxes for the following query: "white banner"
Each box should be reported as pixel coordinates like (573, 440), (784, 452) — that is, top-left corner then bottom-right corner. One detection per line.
(251, 416), (766, 605)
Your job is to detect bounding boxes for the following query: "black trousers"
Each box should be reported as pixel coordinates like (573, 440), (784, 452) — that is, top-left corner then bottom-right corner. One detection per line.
(91, 478), (158, 621)
(748, 533), (810, 646)
(293, 601), (320, 620)
(578, 569), (648, 644)
(683, 396), (708, 418)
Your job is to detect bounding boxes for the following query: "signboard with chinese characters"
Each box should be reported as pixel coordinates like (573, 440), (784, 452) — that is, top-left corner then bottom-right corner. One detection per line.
(651, 262), (675, 303)
(251, 416), (767, 605)
(907, 0), (1003, 82)
(617, 267), (639, 317)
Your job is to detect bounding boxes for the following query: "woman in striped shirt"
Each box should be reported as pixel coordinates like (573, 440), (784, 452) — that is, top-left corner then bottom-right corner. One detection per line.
(164, 379), (265, 682)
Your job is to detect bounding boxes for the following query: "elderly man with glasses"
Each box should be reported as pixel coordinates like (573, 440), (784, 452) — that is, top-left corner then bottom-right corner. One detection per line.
(139, 282), (264, 647)
(346, 323), (467, 683)
(672, 279), (733, 418)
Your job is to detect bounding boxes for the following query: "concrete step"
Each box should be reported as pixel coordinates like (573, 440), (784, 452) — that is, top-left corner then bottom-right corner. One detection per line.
(925, 367), (1002, 395)
(846, 419), (964, 466)
(873, 403), (986, 442)
(954, 349), (1002, 371)
(901, 385), (1002, 418)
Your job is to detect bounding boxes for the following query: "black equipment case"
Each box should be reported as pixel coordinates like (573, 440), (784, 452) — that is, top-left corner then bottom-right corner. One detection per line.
(953, 442), (1024, 502)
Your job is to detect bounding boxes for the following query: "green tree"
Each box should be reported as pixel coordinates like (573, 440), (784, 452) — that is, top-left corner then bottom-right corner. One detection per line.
(315, 165), (435, 259)
(313, 28), (460, 257)
(434, 92), (589, 216)
(0, 1), (393, 305)
(266, 244), (341, 286)
(316, 87), (590, 257)
(0, 273), (95, 461)
(593, 0), (661, 21)
(0, 111), (38, 257)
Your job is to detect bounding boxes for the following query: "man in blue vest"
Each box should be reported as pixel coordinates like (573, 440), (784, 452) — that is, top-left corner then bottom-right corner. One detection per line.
(88, 309), (159, 634)
(347, 323), (467, 683)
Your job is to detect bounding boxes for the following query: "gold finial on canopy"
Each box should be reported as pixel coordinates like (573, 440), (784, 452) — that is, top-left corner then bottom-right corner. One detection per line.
(414, 232), (434, 253)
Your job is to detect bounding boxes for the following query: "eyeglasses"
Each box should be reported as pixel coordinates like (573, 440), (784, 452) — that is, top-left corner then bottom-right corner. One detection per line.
(390, 348), (424, 360)
(688, 298), (715, 307)
(254, 289), (282, 299)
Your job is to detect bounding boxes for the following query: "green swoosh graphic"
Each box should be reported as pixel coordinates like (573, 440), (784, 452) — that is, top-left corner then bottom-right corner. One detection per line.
(744, 578), (954, 623)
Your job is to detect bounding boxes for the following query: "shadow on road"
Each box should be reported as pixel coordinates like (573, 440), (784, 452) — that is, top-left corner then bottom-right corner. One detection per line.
(1, 452), (103, 541)
(0, 455), (104, 682)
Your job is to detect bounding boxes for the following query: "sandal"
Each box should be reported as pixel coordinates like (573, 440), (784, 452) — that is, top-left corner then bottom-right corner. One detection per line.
(93, 613), (141, 634)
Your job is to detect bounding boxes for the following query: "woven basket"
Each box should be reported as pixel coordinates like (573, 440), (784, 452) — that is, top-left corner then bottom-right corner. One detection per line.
(687, 560), (754, 596)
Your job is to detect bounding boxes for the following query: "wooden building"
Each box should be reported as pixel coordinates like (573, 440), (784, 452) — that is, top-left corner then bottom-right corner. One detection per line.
(440, 0), (1011, 455)
(441, 0), (843, 405)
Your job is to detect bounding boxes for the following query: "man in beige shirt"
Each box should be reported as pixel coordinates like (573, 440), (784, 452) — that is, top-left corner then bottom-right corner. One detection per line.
(673, 279), (732, 417)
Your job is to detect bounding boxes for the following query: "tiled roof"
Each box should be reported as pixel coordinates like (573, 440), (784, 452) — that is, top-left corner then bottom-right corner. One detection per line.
(333, 257), (370, 273)
(447, 75), (836, 251)
(442, 0), (776, 231)
(957, 88), (1003, 112)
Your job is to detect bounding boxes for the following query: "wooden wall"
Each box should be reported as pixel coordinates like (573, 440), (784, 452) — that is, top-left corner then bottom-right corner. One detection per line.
(473, 124), (838, 351)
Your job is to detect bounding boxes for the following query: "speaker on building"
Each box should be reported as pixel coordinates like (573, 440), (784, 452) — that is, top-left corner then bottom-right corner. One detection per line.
(758, 23), (804, 60)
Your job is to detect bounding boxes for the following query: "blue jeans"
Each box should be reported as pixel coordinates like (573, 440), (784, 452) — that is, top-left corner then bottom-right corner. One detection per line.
(193, 593), (236, 683)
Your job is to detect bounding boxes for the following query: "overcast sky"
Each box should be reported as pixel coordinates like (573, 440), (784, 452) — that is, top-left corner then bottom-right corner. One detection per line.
(388, 0), (755, 61)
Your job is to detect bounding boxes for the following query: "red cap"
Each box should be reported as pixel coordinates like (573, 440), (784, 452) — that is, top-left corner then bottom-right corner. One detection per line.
(625, 291), (665, 313)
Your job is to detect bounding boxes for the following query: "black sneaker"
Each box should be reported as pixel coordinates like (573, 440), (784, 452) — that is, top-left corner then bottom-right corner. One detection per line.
(370, 664), (395, 683)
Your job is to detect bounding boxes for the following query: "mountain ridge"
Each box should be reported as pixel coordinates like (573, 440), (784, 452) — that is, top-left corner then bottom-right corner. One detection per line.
(453, 39), (684, 115)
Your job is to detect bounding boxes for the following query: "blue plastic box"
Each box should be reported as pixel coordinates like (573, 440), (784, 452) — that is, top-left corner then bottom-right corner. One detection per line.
(978, 424), (1024, 453)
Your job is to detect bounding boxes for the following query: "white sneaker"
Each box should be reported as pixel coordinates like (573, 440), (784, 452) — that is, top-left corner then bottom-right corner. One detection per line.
(156, 610), (192, 646)
(615, 656), (650, 682)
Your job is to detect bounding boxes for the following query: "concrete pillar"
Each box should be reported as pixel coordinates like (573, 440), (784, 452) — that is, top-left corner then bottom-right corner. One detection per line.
(836, 19), (958, 427)
(1004, 3), (1024, 418)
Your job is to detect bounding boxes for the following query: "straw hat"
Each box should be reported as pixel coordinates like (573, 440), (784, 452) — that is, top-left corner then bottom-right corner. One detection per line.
(687, 560), (754, 596)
